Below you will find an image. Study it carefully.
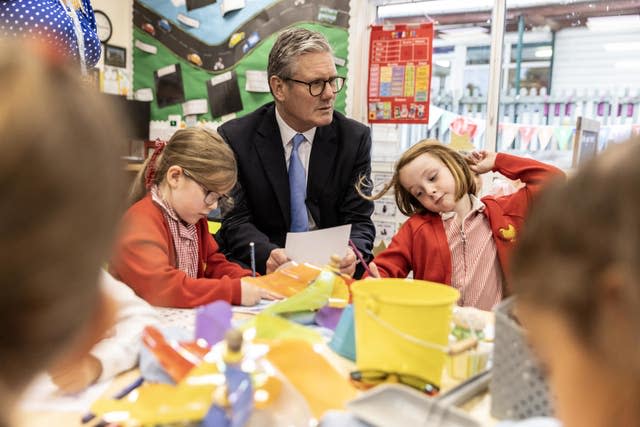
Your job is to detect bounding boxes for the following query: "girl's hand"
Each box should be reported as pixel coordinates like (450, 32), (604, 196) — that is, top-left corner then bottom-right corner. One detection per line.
(466, 150), (497, 175)
(49, 354), (102, 394)
(240, 280), (282, 306)
(367, 261), (381, 278)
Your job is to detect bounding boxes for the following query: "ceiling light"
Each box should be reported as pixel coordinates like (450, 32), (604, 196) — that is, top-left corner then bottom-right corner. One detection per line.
(614, 60), (640, 69)
(604, 41), (640, 51)
(439, 26), (489, 39)
(586, 15), (640, 32)
(377, 0), (594, 19)
(534, 47), (553, 58)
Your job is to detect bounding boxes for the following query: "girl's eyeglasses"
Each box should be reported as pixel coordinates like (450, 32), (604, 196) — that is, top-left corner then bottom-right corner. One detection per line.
(182, 169), (230, 206)
(349, 370), (439, 396)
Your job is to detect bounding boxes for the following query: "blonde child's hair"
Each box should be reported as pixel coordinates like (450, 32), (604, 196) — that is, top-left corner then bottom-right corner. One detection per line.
(128, 127), (237, 206)
(0, 40), (126, 413)
(357, 139), (477, 216)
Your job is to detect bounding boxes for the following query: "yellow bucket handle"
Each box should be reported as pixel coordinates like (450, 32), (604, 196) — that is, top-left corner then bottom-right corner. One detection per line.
(365, 308), (478, 356)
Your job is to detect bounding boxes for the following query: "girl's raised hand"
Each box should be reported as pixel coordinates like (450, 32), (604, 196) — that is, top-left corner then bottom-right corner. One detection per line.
(466, 150), (497, 174)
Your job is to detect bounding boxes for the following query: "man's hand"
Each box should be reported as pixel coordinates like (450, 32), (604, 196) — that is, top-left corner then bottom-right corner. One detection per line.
(266, 248), (290, 274)
(338, 247), (357, 277)
(49, 354), (102, 394)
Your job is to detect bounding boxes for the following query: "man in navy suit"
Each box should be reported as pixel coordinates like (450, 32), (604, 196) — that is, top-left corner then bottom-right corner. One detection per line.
(217, 27), (375, 277)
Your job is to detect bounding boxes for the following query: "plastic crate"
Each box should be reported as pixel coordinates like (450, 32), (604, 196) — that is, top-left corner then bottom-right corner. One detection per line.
(490, 296), (554, 419)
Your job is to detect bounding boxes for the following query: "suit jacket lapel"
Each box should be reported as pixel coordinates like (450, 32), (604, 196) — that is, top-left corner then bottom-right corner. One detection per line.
(308, 121), (338, 224)
(254, 107), (290, 225)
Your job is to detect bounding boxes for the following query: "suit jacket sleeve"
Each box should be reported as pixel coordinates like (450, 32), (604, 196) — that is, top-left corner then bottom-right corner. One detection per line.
(216, 125), (278, 272)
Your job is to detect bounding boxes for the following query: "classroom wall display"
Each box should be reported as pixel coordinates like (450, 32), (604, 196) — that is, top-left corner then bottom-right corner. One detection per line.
(154, 63), (186, 108)
(367, 23), (434, 124)
(132, 0), (351, 121)
(207, 71), (243, 118)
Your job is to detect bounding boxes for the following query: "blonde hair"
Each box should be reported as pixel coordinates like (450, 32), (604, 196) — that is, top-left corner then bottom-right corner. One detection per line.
(128, 128), (237, 205)
(357, 139), (477, 216)
(0, 40), (126, 412)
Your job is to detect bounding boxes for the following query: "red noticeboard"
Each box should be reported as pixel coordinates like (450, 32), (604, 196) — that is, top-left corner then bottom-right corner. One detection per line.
(367, 23), (434, 124)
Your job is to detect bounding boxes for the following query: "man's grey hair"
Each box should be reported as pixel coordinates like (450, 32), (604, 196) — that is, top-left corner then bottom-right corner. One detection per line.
(268, 27), (333, 80)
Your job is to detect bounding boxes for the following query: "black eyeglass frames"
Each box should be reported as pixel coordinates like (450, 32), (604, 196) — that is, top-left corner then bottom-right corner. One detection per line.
(284, 76), (346, 97)
(349, 370), (439, 396)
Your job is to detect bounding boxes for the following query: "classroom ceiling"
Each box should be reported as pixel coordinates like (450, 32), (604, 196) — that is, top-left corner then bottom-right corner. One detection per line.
(381, 0), (640, 33)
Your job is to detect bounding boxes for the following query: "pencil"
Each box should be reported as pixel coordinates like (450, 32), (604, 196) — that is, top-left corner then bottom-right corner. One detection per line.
(249, 242), (256, 277)
(81, 376), (144, 424)
(348, 239), (374, 277)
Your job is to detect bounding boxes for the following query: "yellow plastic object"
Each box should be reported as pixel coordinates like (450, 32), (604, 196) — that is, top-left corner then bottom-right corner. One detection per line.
(351, 279), (459, 388)
(207, 220), (221, 234)
(92, 358), (283, 425)
(250, 313), (323, 343)
(266, 340), (357, 419)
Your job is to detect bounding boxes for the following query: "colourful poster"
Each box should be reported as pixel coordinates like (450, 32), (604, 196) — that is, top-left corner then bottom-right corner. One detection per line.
(367, 23), (433, 124)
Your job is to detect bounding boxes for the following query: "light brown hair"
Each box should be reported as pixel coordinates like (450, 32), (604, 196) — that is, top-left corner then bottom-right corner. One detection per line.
(128, 127), (237, 206)
(512, 137), (640, 370)
(0, 40), (127, 414)
(357, 139), (477, 216)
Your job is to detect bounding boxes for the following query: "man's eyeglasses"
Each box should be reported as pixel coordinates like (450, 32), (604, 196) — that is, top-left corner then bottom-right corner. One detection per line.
(284, 76), (346, 97)
(182, 169), (230, 206)
(349, 370), (439, 396)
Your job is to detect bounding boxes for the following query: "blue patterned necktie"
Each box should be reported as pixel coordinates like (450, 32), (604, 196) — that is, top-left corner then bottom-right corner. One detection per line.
(289, 133), (309, 232)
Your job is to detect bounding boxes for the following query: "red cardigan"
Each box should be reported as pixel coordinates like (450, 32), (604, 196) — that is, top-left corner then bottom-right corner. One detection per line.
(370, 153), (564, 293)
(110, 195), (251, 308)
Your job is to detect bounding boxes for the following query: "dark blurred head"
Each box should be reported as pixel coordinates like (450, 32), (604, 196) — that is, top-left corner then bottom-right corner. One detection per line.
(0, 40), (127, 407)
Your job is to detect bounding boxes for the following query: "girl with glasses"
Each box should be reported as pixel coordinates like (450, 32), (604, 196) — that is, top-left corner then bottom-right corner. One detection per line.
(110, 128), (279, 308)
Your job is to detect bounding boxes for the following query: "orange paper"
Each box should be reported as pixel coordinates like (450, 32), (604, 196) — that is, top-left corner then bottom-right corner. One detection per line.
(266, 340), (357, 419)
(242, 263), (321, 297)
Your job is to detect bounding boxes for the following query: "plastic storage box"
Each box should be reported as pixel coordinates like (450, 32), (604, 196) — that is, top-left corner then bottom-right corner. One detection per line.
(490, 296), (554, 419)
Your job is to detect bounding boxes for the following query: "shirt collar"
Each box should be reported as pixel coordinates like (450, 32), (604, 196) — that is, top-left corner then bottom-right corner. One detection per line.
(275, 105), (316, 147)
(441, 194), (486, 221)
(151, 185), (180, 222)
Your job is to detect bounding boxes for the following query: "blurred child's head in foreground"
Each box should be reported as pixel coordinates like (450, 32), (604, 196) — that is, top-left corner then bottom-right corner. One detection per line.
(0, 40), (126, 413)
(512, 137), (640, 427)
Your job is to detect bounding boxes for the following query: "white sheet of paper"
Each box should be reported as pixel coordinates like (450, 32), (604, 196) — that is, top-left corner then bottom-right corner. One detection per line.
(177, 13), (200, 28)
(135, 88), (154, 102)
(181, 99), (208, 116)
(221, 0), (245, 16)
(20, 374), (111, 412)
(134, 39), (157, 54)
(245, 70), (270, 93)
(285, 224), (352, 267)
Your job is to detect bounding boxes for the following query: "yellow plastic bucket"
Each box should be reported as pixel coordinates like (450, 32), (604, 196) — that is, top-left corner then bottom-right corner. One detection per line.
(351, 279), (460, 387)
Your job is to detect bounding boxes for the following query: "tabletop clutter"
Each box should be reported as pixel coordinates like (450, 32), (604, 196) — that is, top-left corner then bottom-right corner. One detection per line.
(87, 256), (551, 427)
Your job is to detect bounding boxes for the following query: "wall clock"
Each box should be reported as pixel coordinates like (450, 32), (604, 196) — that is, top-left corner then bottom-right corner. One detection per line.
(94, 10), (113, 44)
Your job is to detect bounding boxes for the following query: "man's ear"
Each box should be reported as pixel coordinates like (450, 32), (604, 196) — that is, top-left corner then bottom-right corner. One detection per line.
(270, 75), (286, 102)
(49, 289), (117, 371)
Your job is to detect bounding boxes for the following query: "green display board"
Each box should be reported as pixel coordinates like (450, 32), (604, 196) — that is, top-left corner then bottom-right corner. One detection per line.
(133, 23), (349, 121)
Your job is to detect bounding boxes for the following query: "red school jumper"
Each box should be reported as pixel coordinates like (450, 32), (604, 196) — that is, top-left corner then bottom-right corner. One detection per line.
(369, 153), (564, 294)
(110, 194), (251, 308)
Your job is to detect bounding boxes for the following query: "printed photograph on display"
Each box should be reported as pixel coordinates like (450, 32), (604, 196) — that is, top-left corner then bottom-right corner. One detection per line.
(104, 44), (127, 68)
